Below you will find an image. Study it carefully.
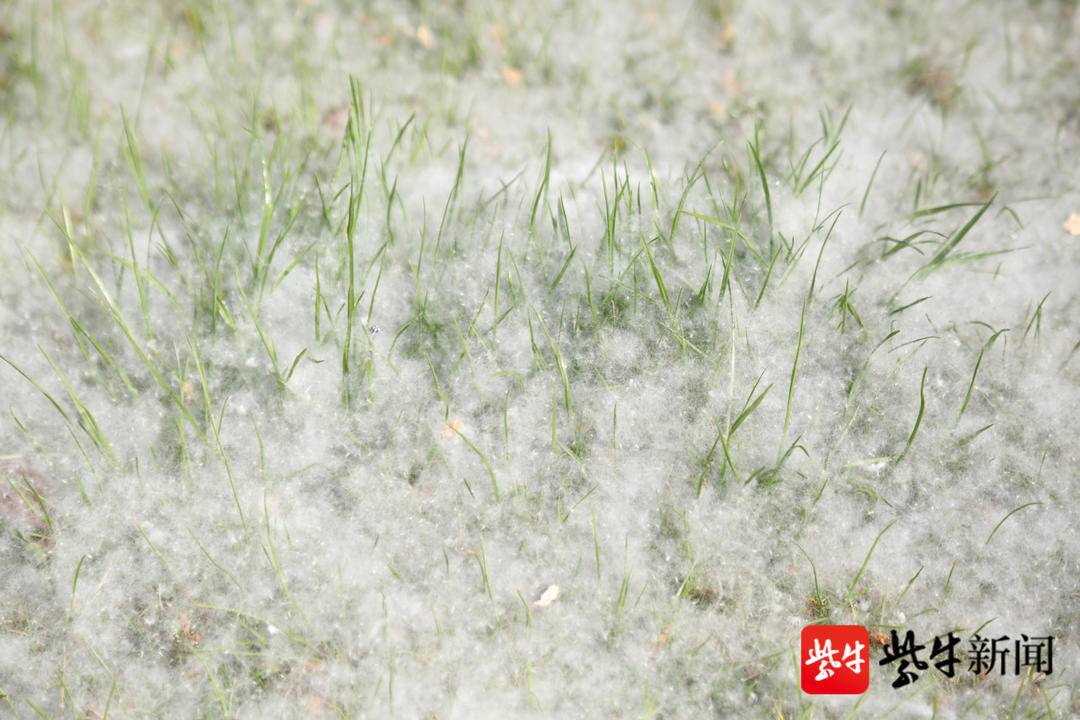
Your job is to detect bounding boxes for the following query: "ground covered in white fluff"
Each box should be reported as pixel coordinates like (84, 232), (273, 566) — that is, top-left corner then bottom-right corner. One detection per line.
(1, 1), (1079, 717)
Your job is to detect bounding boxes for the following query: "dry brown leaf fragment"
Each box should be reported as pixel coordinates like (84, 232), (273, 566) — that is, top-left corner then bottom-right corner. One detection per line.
(439, 419), (464, 440)
(1064, 212), (1080, 236)
(532, 584), (560, 608)
(721, 24), (736, 49)
(722, 68), (741, 98)
(304, 694), (327, 716)
(175, 612), (202, 647)
(178, 622), (202, 647)
(322, 105), (348, 132)
(906, 60), (959, 110)
(416, 25), (434, 48)
(869, 629), (890, 648)
(502, 65), (523, 87)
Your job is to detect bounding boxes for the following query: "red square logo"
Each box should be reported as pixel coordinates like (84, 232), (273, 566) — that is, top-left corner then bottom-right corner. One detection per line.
(801, 625), (870, 694)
